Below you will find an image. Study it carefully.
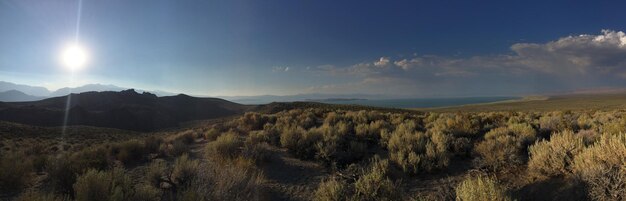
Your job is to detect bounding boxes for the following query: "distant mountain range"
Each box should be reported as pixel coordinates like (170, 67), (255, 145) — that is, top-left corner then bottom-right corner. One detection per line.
(0, 81), (176, 102)
(217, 93), (389, 104)
(0, 81), (391, 103)
(0, 89), (251, 131)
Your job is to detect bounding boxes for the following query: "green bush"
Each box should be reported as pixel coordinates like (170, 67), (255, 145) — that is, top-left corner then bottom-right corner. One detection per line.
(455, 175), (510, 201)
(528, 130), (585, 177)
(572, 133), (626, 200)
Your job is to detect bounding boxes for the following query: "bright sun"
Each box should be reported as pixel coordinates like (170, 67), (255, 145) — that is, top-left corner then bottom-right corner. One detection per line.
(61, 43), (89, 71)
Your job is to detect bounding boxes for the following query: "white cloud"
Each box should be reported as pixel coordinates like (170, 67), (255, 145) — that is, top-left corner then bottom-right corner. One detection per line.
(306, 30), (626, 96)
(374, 57), (390, 67)
(272, 66), (290, 72)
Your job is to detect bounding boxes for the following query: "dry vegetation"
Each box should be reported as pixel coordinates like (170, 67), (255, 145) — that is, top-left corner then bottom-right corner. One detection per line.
(3, 105), (626, 200)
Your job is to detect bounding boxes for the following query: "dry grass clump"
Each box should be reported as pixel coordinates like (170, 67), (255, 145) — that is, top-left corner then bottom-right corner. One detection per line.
(572, 133), (626, 200)
(455, 175), (510, 201)
(528, 130), (585, 177)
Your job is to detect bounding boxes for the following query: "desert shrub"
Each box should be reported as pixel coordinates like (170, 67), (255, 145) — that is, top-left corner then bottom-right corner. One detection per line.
(143, 136), (163, 154)
(14, 191), (68, 201)
(242, 137), (273, 164)
(174, 130), (197, 144)
(48, 155), (78, 195)
(203, 128), (221, 141)
(314, 123), (368, 167)
(71, 146), (110, 172)
(577, 129), (599, 145)
(146, 160), (167, 188)
(261, 124), (281, 146)
(189, 160), (266, 200)
(177, 187), (204, 201)
(73, 168), (133, 201)
(314, 156), (398, 201)
(280, 126), (322, 159)
(388, 122), (449, 174)
(577, 113), (595, 130)
(450, 137), (472, 157)
(131, 184), (161, 201)
(352, 157), (398, 201)
(0, 152), (31, 195)
(48, 148), (110, 196)
(168, 140), (190, 157)
(206, 131), (243, 160)
(31, 154), (48, 172)
(172, 154), (200, 187)
(475, 124), (537, 170)
(601, 117), (626, 135)
(572, 133), (626, 200)
(475, 134), (520, 170)
(539, 112), (576, 134)
(455, 175), (510, 201)
(109, 140), (146, 165)
(528, 130), (585, 177)
(238, 112), (268, 131)
(314, 177), (348, 201)
(431, 114), (480, 137)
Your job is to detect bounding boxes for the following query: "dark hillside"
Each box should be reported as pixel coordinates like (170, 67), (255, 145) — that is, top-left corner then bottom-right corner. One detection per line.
(0, 89), (251, 131)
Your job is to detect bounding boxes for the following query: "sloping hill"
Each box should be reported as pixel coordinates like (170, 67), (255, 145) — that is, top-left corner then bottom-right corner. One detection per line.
(0, 89), (252, 131)
(0, 90), (45, 102)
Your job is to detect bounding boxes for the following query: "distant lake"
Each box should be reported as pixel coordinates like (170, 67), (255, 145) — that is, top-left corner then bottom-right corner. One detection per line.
(313, 97), (519, 109)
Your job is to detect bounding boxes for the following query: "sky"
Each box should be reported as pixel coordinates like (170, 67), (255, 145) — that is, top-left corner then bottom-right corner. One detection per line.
(1, 0), (626, 97)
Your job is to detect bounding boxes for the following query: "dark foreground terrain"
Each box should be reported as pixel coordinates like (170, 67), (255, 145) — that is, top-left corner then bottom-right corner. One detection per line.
(2, 96), (626, 201)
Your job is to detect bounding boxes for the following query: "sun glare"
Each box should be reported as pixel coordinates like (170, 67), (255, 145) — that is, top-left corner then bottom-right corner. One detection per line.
(61, 43), (88, 71)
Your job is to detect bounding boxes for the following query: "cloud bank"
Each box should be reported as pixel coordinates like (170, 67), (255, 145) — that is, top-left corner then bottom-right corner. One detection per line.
(307, 30), (626, 97)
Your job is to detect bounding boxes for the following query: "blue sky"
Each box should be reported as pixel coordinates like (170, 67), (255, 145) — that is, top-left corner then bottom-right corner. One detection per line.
(2, 0), (626, 97)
